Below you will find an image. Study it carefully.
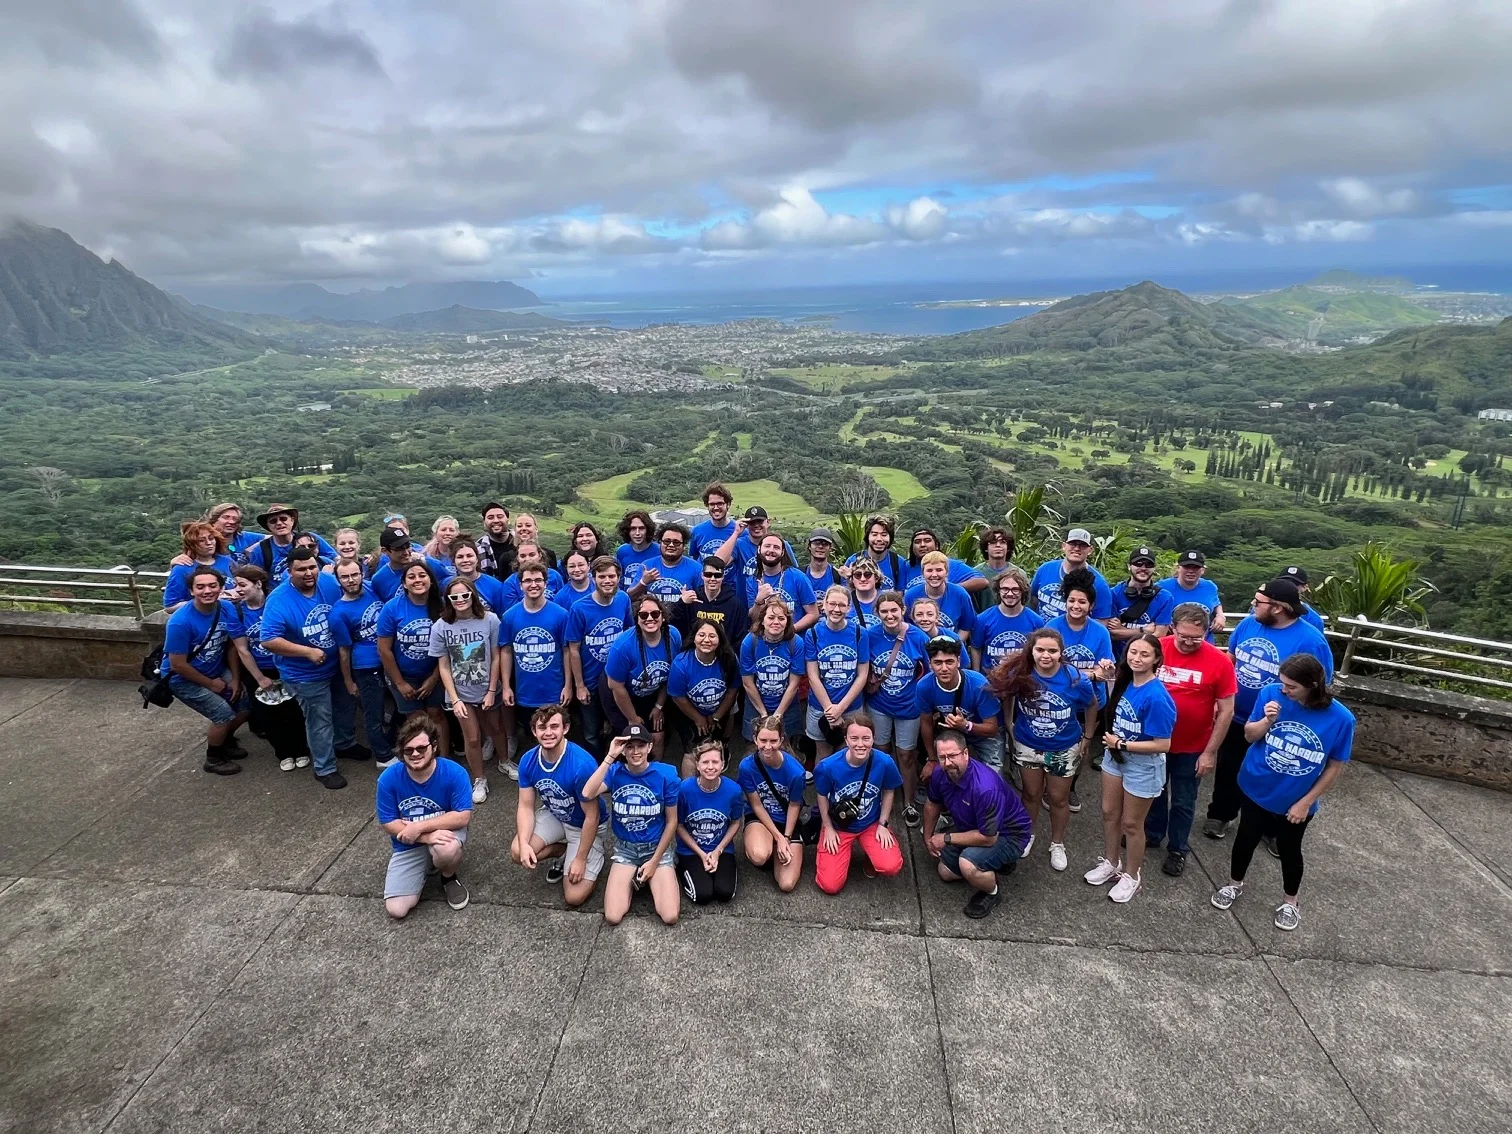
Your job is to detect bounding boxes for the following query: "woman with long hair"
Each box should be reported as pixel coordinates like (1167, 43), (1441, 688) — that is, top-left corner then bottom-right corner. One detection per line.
(602, 594), (682, 758)
(738, 594), (805, 745)
(615, 509), (659, 588)
(569, 521), (608, 562)
(667, 619), (740, 771)
(430, 576), (507, 804)
(230, 563), (310, 771)
(163, 521), (236, 609)
(990, 627), (1097, 873)
(424, 515), (461, 563)
(737, 714), (808, 893)
(323, 527), (364, 576)
(1084, 633), (1176, 903)
(675, 737), (744, 905)
(447, 537), (507, 613)
(1210, 654), (1354, 932)
(377, 561), (450, 756)
(865, 589), (932, 808)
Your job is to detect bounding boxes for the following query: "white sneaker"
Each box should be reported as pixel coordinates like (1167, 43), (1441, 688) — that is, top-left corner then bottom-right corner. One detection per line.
(501, 758), (519, 782)
(1021, 834), (1034, 859)
(294, 755), (311, 769)
(482, 737), (495, 761)
(1049, 842), (1068, 872)
(1109, 872), (1142, 903)
(375, 756), (399, 770)
(471, 777), (489, 804)
(279, 756), (296, 772)
(1083, 857), (1121, 886)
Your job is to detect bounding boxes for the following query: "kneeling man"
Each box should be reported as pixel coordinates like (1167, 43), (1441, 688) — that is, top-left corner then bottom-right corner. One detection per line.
(922, 730), (1033, 919)
(377, 718), (473, 918)
(512, 704), (607, 907)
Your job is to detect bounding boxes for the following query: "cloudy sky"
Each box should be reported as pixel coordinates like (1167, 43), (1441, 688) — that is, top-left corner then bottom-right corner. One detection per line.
(5, 0), (1512, 294)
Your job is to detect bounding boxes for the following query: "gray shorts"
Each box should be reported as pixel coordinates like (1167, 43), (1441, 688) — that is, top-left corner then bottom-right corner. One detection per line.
(532, 808), (607, 882)
(869, 711), (921, 752)
(384, 827), (468, 898)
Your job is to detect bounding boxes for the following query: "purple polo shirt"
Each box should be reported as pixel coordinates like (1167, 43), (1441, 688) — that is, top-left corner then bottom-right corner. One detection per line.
(926, 758), (1033, 848)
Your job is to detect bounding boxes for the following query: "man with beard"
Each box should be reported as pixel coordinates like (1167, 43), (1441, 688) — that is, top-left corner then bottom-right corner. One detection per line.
(330, 558), (391, 769)
(744, 533), (819, 632)
(1030, 528), (1115, 620)
(1205, 578), (1332, 840)
(922, 730), (1033, 919)
(477, 501), (518, 580)
(1107, 546), (1177, 657)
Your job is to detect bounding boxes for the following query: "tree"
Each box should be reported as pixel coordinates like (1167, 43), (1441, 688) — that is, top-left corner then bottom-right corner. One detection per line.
(1311, 542), (1435, 671)
(28, 466), (69, 506)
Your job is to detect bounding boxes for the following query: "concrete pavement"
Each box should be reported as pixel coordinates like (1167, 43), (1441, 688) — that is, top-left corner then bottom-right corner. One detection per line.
(2, 677), (1510, 1134)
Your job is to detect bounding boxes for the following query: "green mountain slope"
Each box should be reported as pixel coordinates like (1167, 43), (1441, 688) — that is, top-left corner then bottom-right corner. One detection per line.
(1306, 318), (1512, 408)
(0, 221), (257, 368)
(1226, 285), (1440, 344)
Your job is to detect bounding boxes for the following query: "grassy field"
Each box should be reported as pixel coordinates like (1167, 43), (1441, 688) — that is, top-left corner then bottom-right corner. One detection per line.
(861, 466), (928, 505)
(339, 387), (416, 400)
(766, 363), (905, 392)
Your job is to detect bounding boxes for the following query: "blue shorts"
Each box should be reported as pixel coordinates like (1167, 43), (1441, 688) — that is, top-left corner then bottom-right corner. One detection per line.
(610, 839), (675, 869)
(1102, 751), (1166, 799)
(390, 676), (444, 714)
(169, 674), (247, 726)
(743, 699), (803, 741)
(941, 833), (1022, 877)
(869, 710), (921, 752)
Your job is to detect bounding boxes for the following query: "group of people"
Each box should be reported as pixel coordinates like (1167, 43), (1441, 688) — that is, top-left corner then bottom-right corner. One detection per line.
(154, 485), (1353, 930)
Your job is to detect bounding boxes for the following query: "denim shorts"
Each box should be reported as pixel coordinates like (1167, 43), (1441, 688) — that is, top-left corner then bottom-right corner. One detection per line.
(169, 673), (247, 726)
(869, 710), (921, 752)
(610, 839), (675, 869)
(1102, 751), (1167, 800)
(742, 699), (803, 741)
(1012, 739), (1081, 778)
(390, 675), (444, 714)
(941, 832), (1022, 877)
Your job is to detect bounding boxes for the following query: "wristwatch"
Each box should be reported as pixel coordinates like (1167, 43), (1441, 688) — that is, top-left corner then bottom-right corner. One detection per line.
(944, 832), (953, 847)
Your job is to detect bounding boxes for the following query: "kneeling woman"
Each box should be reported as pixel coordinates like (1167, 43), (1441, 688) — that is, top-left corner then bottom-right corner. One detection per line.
(675, 738), (745, 904)
(1085, 633), (1176, 903)
(990, 628), (1097, 873)
(737, 715), (809, 892)
(582, 725), (682, 926)
(813, 713), (905, 894)
(1210, 655), (1353, 932)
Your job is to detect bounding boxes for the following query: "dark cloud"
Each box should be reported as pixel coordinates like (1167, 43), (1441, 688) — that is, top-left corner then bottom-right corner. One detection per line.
(1, 0), (161, 66)
(218, 9), (385, 80)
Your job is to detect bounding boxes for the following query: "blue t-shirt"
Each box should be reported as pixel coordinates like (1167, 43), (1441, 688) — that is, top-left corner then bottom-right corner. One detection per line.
(847, 549), (910, 592)
(518, 741), (605, 828)
(737, 751), (809, 828)
(228, 531), (263, 564)
(814, 749), (903, 832)
(973, 606), (1045, 673)
(376, 593), (439, 683)
(902, 558), (982, 592)
(258, 574), (344, 682)
(371, 555), (453, 601)
(667, 650), (734, 715)
(848, 596), (879, 631)
(1110, 677), (1178, 747)
(553, 580), (596, 610)
(236, 601), (277, 673)
(375, 757), (473, 852)
(1011, 665), (1096, 752)
(914, 668), (999, 725)
(805, 621), (868, 710)
(806, 564), (839, 594)
(1048, 615), (1115, 708)
(690, 519), (741, 572)
(1301, 604), (1326, 634)
(1229, 617), (1335, 719)
(160, 599), (242, 679)
(500, 568), (565, 610)
(1156, 576), (1222, 622)
(330, 587), (385, 671)
(615, 543), (660, 589)
(904, 582), (977, 637)
(1110, 585), (1178, 633)
(1031, 561), (1115, 620)
(603, 626), (682, 697)
(603, 760), (681, 844)
(739, 634), (804, 712)
(566, 592), (634, 692)
(677, 775), (746, 853)
(461, 573), (508, 615)
(738, 536), (798, 579)
(744, 567), (817, 614)
(865, 624), (932, 718)
(641, 556), (704, 609)
(162, 556), (236, 608)
(499, 601), (570, 708)
(1239, 683), (1355, 816)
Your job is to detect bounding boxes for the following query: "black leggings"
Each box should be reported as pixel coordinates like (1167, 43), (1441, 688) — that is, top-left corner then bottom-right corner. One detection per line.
(677, 852), (738, 904)
(1207, 718), (1251, 823)
(1231, 792), (1313, 895)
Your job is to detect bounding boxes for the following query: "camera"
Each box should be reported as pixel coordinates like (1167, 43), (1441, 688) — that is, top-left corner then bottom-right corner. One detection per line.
(832, 796), (861, 825)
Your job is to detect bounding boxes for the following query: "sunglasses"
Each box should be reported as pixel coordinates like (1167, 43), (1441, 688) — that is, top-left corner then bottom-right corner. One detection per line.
(402, 742), (432, 755)
(447, 592), (472, 602)
(853, 569), (875, 578)
(702, 571), (721, 579)
(661, 539), (684, 547)
(637, 611), (662, 621)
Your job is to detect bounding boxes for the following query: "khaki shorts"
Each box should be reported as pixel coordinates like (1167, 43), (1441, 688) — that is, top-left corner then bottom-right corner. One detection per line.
(533, 807), (606, 881)
(1012, 738), (1081, 779)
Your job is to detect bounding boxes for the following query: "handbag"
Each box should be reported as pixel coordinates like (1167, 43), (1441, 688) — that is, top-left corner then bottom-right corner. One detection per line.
(866, 626), (910, 696)
(139, 602), (222, 709)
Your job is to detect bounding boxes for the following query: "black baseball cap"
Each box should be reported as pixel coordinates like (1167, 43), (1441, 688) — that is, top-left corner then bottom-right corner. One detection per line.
(379, 525), (410, 550)
(1258, 577), (1303, 616)
(1177, 550), (1205, 566)
(1128, 546), (1157, 566)
(618, 723), (652, 743)
(744, 506), (768, 521)
(1282, 565), (1309, 585)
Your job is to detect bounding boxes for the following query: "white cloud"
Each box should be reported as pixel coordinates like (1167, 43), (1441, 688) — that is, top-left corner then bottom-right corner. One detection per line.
(1321, 177), (1423, 216)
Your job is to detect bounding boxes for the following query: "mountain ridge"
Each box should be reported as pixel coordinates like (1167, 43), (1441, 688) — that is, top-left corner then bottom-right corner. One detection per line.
(179, 279), (544, 321)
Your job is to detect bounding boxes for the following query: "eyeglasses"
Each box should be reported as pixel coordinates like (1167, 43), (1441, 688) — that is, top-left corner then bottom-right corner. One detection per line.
(999, 589), (1022, 598)
(661, 539), (684, 548)
(448, 592), (472, 602)
(637, 611), (662, 621)
(402, 742), (432, 755)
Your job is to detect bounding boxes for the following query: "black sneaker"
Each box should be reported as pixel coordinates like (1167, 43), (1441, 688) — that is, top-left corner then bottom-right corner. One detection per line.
(1067, 789), (1082, 813)
(223, 736), (249, 759)
(316, 770), (347, 790)
(442, 874), (469, 910)
(1264, 834), (1281, 859)
(203, 748), (241, 776)
(902, 804), (921, 829)
(545, 858), (565, 884)
(1162, 850), (1187, 877)
(1203, 818), (1228, 840)
(336, 744), (372, 761)
(964, 889), (1000, 920)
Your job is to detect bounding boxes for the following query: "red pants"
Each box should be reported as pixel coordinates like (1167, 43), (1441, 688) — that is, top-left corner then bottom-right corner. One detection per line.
(815, 824), (904, 894)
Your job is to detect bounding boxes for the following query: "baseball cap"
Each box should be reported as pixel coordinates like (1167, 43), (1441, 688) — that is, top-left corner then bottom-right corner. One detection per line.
(379, 525), (410, 550)
(618, 722), (652, 743)
(1258, 577), (1303, 616)
(1177, 550), (1206, 566)
(1127, 546), (1157, 566)
(1066, 527), (1093, 544)
(743, 506), (768, 521)
(808, 526), (837, 545)
(1281, 565), (1309, 585)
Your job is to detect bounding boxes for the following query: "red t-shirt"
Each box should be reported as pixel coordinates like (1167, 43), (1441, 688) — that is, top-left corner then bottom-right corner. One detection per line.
(1157, 637), (1238, 753)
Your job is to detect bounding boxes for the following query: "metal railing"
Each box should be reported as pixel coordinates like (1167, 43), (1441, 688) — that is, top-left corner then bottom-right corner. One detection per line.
(0, 564), (169, 619)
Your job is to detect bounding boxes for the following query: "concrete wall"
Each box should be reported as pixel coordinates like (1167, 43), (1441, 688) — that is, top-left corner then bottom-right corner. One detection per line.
(1335, 676), (1512, 793)
(0, 612), (155, 682)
